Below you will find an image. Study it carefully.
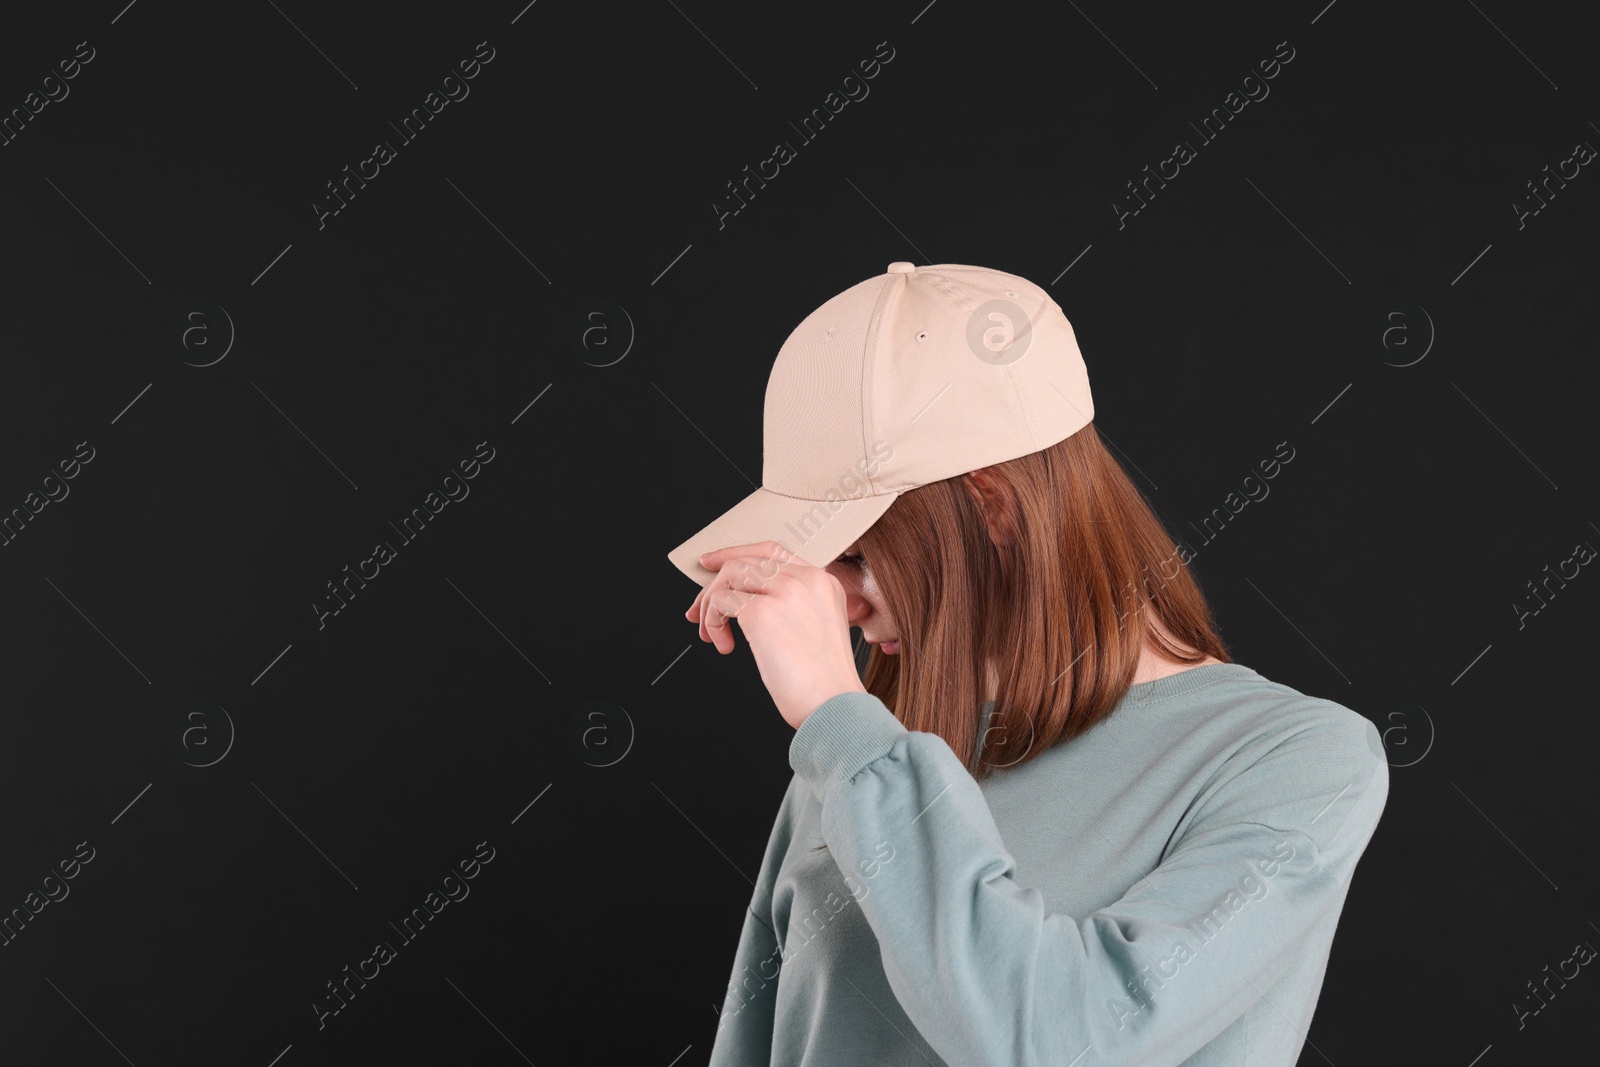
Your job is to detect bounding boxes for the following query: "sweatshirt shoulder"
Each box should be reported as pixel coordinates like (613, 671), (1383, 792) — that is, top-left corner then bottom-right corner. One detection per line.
(1175, 666), (1389, 850)
(1205, 667), (1386, 766)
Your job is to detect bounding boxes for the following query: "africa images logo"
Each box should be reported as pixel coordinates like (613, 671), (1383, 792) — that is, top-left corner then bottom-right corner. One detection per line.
(965, 298), (1034, 367)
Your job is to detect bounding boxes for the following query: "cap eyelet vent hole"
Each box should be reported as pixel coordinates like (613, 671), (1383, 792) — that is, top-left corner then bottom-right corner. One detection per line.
(1005, 290), (1019, 299)
(915, 330), (928, 342)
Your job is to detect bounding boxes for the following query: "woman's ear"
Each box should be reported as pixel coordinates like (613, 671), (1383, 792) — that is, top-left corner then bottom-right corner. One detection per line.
(962, 469), (1015, 549)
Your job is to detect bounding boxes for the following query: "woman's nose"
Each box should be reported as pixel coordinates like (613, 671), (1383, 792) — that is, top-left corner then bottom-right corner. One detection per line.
(844, 594), (871, 624)
(827, 567), (873, 624)
(840, 586), (873, 624)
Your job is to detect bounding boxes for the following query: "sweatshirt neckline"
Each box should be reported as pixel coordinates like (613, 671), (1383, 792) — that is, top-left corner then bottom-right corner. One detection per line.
(1121, 661), (1253, 705)
(976, 662), (1255, 714)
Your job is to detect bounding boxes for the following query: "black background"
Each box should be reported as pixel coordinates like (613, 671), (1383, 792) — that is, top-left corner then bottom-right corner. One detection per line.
(1, 1), (1595, 1064)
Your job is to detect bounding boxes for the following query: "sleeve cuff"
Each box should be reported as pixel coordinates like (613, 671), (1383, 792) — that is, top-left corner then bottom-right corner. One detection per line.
(788, 690), (908, 800)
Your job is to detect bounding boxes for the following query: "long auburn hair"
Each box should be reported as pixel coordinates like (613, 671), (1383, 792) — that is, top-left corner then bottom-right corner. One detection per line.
(854, 421), (1231, 781)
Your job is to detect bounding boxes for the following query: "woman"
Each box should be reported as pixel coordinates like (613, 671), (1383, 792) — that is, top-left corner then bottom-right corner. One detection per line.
(669, 262), (1388, 1066)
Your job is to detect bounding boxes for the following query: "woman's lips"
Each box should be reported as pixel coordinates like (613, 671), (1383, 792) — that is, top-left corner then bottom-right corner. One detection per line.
(880, 639), (899, 654)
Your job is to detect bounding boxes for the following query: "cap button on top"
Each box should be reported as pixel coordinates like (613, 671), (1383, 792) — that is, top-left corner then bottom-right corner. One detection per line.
(887, 261), (916, 274)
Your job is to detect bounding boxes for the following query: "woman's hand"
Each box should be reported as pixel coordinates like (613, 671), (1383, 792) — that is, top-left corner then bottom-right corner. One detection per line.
(685, 540), (867, 730)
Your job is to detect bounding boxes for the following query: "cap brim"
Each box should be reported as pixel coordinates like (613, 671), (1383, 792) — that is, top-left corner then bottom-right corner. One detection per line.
(667, 485), (902, 587)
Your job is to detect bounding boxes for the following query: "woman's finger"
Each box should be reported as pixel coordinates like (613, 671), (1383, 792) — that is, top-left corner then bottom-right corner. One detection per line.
(689, 543), (789, 627)
(702, 559), (773, 653)
(700, 572), (743, 653)
(703, 585), (745, 654)
(689, 550), (789, 653)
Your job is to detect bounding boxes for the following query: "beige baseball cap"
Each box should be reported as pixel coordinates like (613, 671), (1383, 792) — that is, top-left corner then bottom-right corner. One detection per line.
(666, 261), (1095, 587)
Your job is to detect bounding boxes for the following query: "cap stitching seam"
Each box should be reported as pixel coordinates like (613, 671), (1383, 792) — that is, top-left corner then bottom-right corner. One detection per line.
(1007, 291), (1052, 451)
(757, 484), (898, 503)
(859, 274), (895, 494)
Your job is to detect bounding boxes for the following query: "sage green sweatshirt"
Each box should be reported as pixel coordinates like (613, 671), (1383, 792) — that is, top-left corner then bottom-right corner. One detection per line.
(707, 662), (1388, 1066)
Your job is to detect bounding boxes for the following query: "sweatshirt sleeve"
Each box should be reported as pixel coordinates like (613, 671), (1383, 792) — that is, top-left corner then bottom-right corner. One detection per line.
(788, 689), (1389, 1067)
(707, 773), (802, 1066)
